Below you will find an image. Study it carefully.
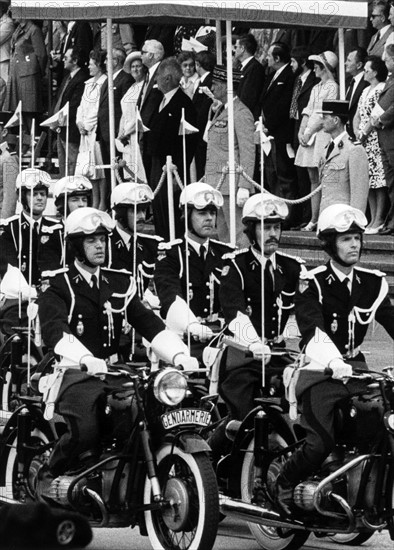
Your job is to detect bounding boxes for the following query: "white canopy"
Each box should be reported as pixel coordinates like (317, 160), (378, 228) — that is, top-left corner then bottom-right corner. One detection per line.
(11, 0), (367, 29)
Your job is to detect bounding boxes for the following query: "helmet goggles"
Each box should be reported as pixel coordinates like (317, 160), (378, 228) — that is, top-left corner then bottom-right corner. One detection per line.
(320, 208), (367, 234)
(189, 189), (224, 209)
(111, 183), (153, 208)
(66, 208), (115, 237)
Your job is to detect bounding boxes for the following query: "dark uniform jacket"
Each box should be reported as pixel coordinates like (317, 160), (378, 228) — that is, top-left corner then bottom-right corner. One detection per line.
(296, 262), (394, 355)
(0, 213), (64, 286)
(38, 264), (165, 360)
(220, 248), (304, 340)
(155, 238), (234, 320)
(236, 57), (265, 120)
(55, 67), (89, 144)
(107, 228), (163, 297)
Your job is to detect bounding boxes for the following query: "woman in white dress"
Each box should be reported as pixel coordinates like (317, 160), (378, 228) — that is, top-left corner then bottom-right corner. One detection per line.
(76, 49), (107, 209)
(117, 51), (147, 182)
(295, 51), (339, 231)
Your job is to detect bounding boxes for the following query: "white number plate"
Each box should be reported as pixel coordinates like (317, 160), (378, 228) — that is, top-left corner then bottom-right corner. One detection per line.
(161, 408), (212, 429)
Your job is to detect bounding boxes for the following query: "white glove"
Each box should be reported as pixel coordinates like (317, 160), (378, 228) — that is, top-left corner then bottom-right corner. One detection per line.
(249, 342), (271, 363)
(329, 359), (352, 381)
(80, 355), (108, 376)
(174, 353), (200, 371)
(236, 188), (250, 208)
(189, 323), (214, 342)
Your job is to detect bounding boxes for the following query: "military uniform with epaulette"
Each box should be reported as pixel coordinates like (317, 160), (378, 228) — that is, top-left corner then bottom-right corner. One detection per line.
(0, 212), (64, 285)
(155, 237), (235, 322)
(289, 262), (394, 469)
(37, 263), (166, 475)
(107, 228), (163, 298)
(218, 247), (305, 419)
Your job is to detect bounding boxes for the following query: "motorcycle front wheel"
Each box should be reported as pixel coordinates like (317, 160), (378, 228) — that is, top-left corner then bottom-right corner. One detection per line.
(241, 435), (310, 550)
(144, 445), (219, 550)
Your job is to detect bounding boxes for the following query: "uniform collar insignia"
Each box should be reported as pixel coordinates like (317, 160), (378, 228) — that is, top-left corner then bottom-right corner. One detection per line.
(72, 274), (83, 283)
(116, 239), (125, 248)
(355, 274), (361, 284)
(250, 259), (259, 270)
(102, 275), (109, 285)
(277, 264), (283, 274)
(137, 243), (143, 251)
(326, 273), (335, 284)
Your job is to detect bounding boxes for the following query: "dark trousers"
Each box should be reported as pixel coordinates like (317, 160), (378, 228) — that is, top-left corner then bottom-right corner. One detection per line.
(298, 378), (367, 467)
(49, 371), (126, 476)
(264, 140), (297, 200)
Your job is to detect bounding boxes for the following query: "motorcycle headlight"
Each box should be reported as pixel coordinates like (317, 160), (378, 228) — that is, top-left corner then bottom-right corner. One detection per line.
(153, 368), (188, 406)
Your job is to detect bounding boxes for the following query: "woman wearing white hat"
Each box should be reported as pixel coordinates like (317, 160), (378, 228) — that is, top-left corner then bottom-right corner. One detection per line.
(116, 51), (148, 182)
(295, 51), (339, 231)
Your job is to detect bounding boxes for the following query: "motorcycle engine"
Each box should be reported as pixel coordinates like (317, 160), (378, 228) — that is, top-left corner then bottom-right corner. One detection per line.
(47, 475), (89, 506)
(293, 480), (332, 511)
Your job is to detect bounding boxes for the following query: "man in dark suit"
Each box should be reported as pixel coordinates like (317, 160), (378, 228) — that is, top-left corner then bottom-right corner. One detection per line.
(138, 39), (165, 177)
(144, 57), (197, 240)
(53, 47), (89, 177)
(260, 42), (296, 202)
(344, 47), (368, 139)
(289, 47), (320, 227)
(372, 44), (394, 235)
(367, 0), (394, 57)
(56, 21), (93, 85)
(192, 50), (215, 180)
(96, 47), (134, 202)
(234, 33), (265, 120)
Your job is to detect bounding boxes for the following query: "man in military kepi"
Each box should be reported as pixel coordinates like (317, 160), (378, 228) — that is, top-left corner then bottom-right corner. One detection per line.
(317, 99), (369, 214)
(275, 204), (394, 516)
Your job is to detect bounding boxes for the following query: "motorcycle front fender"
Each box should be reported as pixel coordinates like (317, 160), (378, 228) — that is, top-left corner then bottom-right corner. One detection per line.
(164, 431), (211, 454)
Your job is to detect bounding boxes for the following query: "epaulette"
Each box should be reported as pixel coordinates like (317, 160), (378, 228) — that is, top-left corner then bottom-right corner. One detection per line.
(210, 238), (236, 250)
(300, 265), (327, 279)
(223, 247), (248, 260)
(102, 267), (133, 276)
(355, 266), (386, 277)
(158, 238), (182, 251)
(43, 215), (62, 223)
(0, 214), (19, 226)
(137, 232), (163, 242)
(41, 267), (69, 278)
(276, 251), (305, 263)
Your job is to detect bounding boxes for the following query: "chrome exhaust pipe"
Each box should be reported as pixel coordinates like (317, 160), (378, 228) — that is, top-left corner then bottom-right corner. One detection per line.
(219, 494), (305, 530)
(84, 487), (109, 527)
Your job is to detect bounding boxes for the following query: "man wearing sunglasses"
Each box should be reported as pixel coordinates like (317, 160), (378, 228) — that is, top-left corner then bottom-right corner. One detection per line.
(218, 193), (305, 421)
(275, 203), (394, 516)
(155, 182), (234, 348)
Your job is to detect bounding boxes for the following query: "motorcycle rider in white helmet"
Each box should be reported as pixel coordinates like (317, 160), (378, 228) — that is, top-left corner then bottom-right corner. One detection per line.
(108, 181), (162, 299)
(36, 207), (197, 495)
(154, 182), (234, 355)
(0, 168), (63, 335)
(275, 204), (394, 516)
(218, 192), (305, 421)
(52, 175), (93, 219)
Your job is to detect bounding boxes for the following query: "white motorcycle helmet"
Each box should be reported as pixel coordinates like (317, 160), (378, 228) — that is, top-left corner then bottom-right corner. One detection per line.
(179, 182), (224, 210)
(110, 182), (154, 209)
(53, 175), (93, 215)
(65, 207), (115, 239)
(16, 168), (52, 190)
(242, 193), (289, 224)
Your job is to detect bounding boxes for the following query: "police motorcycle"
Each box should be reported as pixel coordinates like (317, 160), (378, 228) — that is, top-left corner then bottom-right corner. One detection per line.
(0, 355), (220, 550)
(214, 336), (394, 550)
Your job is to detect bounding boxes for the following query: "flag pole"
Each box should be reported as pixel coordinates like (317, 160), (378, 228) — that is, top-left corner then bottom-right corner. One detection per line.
(30, 118), (35, 168)
(26, 174), (35, 393)
(181, 108), (191, 352)
(17, 102), (23, 321)
(65, 105), (69, 178)
(167, 155), (175, 241)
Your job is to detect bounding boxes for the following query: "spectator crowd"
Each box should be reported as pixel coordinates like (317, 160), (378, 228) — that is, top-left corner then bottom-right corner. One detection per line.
(1, 0), (394, 240)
